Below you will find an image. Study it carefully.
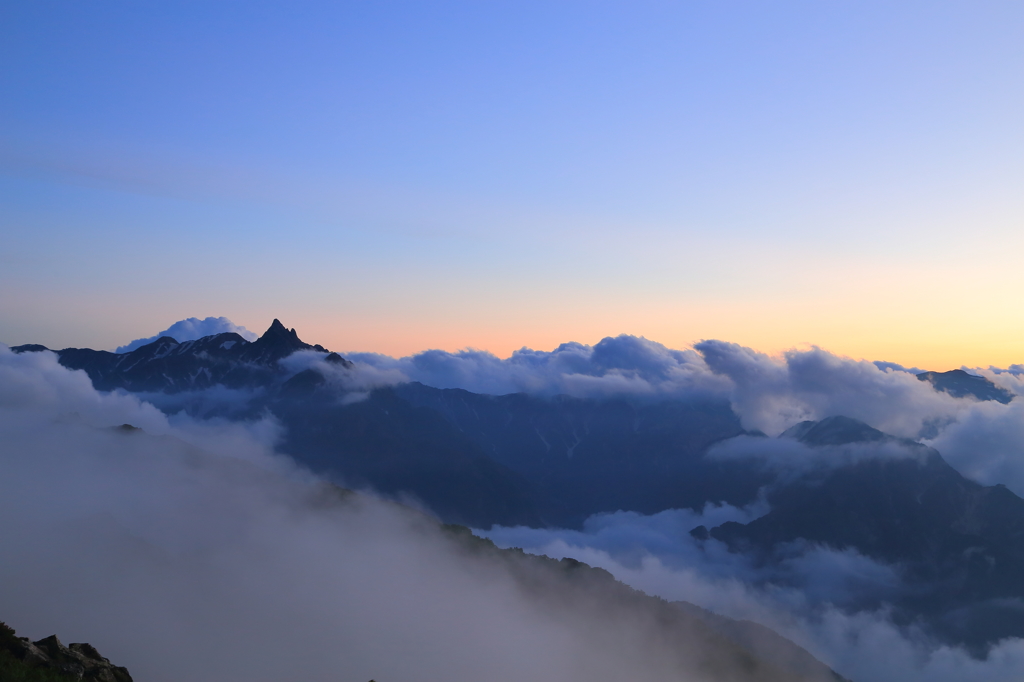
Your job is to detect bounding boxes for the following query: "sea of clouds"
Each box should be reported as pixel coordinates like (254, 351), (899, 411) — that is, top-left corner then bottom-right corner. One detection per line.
(8, 316), (1024, 681)
(481, 503), (1024, 682)
(345, 332), (1024, 496)
(120, 318), (1024, 499)
(0, 345), (816, 682)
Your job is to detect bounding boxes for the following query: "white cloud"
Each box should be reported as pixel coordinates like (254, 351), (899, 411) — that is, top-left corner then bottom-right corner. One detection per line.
(346, 334), (731, 399)
(482, 505), (1024, 682)
(0, 344), (826, 682)
(927, 398), (1024, 497)
(115, 316), (258, 353)
(342, 337), (977, 441)
(695, 341), (965, 437)
(707, 434), (931, 478)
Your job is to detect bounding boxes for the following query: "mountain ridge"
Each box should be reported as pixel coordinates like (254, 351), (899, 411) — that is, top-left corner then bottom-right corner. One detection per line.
(12, 319), (344, 393)
(916, 369), (1013, 404)
(707, 416), (1024, 652)
(11, 320), (1024, 653)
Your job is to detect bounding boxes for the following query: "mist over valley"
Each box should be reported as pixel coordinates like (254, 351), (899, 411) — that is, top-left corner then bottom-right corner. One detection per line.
(4, 318), (1024, 681)
(4, 6), (1023, 678)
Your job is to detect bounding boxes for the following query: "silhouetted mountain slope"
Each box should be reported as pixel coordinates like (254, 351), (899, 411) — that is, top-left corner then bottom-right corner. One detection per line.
(266, 381), (769, 528)
(14, 322), (764, 528)
(15, 321), (1024, 669)
(273, 384), (542, 528)
(709, 416), (1024, 651)
(779, 415), (890, 446)
(673, 602), (850, 682)
(917, 368), (1013, 403)
(442, 524), (848, 682)
(12, 319), (337, 393)
(394, 383), (765, 526)
(5, 415), (849, 682)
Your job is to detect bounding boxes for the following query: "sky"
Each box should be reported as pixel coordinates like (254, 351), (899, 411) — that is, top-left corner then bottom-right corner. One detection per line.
(2, 1), (1022, 369)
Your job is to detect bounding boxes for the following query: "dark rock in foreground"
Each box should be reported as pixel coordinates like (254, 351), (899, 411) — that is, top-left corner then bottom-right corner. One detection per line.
(0, 621), (132, 681)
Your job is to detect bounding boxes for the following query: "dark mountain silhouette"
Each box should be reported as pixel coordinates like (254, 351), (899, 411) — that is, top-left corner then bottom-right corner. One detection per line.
(441, 524), (849, 682)
(392, 383), (763, 526)
(779, 416), (890, 446)
(1, 621), (132, 681)
(11, 324), (766, 528)
(12, 319), (339, 393)
(13, 320), (1024, 654)
(917, 369), (1013, 404)
(708, 416), (1024, 652)
(262, 378), (765, 528)
(271, 383), (543, 528)
(673, 601), (850, 682)
(254, 369), (767, 527)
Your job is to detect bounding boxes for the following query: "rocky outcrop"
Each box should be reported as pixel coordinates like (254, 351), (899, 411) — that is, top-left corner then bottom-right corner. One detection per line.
(1, 622), (132, 681)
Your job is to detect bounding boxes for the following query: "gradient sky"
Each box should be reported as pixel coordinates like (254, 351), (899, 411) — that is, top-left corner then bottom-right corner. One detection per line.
(2, 1), (1022, 369)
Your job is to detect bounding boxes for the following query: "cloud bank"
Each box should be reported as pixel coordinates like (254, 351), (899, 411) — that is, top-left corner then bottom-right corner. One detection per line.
(692, 341), (969, 438)
(0, 345), (822, 682)
(108, 324), (1024, 498)
(344, 335), (982, 438)
(324, 337), (1024, 494)
(7, 332), (1024, 681)
(115, 316), (258, 353)
(347, 334), (732, 399)
(926, 398), (1024, 497)
(706, 434), (931, 480)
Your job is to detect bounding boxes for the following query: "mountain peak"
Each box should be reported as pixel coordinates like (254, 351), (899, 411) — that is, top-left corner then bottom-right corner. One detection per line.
(263, 319), (295, 338)
(254, 319), (304, 348)
(236, 319), (327, 364)
(917, 369), (1013, 404)
(781, 415), (886, 446)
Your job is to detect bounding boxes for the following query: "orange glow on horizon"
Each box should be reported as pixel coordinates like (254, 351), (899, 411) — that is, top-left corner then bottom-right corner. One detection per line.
(291, 307), (1023, 372)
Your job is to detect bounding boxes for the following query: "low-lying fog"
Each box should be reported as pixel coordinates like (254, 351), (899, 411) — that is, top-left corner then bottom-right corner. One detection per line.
(0, 347), (810, 682)
(7, 338), (1024, 682)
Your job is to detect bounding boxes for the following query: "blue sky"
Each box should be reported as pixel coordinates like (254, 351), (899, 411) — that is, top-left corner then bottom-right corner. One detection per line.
(2, 2), (1022, 366)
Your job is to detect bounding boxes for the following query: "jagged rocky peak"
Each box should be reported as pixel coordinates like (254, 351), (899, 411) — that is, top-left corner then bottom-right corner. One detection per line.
(1, 622), (133, 681)
(10, 317), (354, 393)
(257, 319), (324, 350)
(232, 318), (328, 365)
(264, 318), (298, 340)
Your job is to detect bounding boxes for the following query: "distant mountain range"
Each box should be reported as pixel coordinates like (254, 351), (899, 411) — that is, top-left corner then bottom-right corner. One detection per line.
(12, 319), (1024, 652)
(917, 368), (1014, 403)
(706, 416), (1024, 653)
(15, 319), (337, 393)
(14, 320), (769, 528)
